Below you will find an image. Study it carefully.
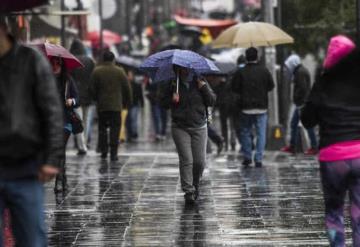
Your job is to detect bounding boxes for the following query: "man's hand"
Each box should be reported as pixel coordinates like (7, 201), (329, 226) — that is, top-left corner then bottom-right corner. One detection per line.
(197, 79), (206, 89)
(172, 93), (180, 103)
(38, 165), (59, 182)
(65, 99), (74, 107)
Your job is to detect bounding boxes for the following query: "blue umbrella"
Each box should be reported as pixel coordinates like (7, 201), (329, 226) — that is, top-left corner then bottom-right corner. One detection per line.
(139, 49), (220, 83)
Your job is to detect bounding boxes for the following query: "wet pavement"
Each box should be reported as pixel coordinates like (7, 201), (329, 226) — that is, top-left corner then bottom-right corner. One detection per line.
(45, 140), (352, 246)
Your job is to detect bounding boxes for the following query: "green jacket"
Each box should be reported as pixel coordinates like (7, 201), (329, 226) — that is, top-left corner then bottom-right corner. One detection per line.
(90, 62), (132, 112)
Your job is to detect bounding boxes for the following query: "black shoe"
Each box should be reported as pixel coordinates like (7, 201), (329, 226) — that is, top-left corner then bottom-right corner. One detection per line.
(110, 155), (119, 161)
(242, 159), (252, 167)
(255, 162), (262, 168)
(217, 141), (224, 155)
(77, 150), (87, 156)
(101, 153), (107, 160)
(184, 193), (196, 204)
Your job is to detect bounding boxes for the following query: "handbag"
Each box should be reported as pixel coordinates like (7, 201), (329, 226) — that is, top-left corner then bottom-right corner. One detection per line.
(69, 110), (84, 134)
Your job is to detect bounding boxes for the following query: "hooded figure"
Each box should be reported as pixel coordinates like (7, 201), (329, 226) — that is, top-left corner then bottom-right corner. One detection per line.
(301, 35), (360, 247)
(70, 39), (95, 107)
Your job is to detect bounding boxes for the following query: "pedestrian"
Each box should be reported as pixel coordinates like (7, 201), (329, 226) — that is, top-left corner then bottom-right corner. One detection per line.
(145, 81), (168, 141)
(281, 54), (318, 155)
(90, 51), (132, 161)
(50, 56), (79, 193)
(69, 39), (95, 154)
(126, 69), (144, 141)
(0, 15), (63, 246)
(301, 35), (360, 247)
(159, 65), (216, 204)
(232, 47), (275, 167)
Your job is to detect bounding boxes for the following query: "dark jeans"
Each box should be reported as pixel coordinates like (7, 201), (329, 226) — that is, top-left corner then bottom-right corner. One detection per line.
(290, 108), (318, 149)
(98, 111), (121, 156)
(208, 125), (223, 145)
(0, 178), (46, 247)
(55, 130), (70, 191)
(320, 158), (360, 247)
(151, 103), (167, 136)
(126, 106), (139, 139)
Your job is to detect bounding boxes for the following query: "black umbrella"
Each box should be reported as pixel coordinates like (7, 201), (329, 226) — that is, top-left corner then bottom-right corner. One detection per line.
(0, 0), (48, 12)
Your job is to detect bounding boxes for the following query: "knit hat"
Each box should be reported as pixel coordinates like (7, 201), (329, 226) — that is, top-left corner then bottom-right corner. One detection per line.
(323, 35), (356, 69)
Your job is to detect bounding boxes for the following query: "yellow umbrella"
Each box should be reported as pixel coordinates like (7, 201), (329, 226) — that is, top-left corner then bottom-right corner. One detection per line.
(212, 21), (294, 48)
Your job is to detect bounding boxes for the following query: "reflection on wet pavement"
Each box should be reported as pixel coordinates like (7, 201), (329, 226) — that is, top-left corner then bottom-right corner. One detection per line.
(44, 142), (351, 246)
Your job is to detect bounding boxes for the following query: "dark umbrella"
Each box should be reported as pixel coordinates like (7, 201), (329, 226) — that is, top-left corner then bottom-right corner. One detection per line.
(33, 43), (84, 70)
(0, 0), (48, 12)
(116, 55), (142, 69)
(140, 49), (219, 87)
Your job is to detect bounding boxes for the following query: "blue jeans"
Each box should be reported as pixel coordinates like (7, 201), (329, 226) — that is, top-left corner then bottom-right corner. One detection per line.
(290, 108), (318, 149)
(126, 106), (139, 138)
(151, 103), (168, 136)
(240, 113), (267, 162)
(0, 178), (46, 247)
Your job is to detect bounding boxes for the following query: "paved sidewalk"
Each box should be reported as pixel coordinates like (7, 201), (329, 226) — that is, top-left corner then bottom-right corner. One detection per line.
(44, 143), (350, 246)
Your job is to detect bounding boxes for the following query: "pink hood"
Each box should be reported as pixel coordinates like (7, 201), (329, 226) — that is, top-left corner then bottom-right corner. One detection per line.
(323, 35), (356, 69)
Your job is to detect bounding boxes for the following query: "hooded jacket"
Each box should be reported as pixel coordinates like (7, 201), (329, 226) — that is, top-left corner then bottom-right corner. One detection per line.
(301, 48), (360, 148)
(285, 55), (311, 106)
(70, 39), (95, 106)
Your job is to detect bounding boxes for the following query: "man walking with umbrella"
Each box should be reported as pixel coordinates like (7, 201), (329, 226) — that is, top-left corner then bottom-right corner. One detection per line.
(232, 47), (274, 167)
(141, 49), (218, 204)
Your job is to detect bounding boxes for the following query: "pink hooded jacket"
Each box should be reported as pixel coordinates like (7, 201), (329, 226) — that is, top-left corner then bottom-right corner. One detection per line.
(319, 35), (360, 162)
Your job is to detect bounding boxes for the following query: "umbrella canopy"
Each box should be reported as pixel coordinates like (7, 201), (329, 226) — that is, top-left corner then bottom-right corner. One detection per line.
(33, 43), (83, 70)
(180, 26), (203, 36)
(212, 21), (294, 48)
(87, 30), (122, 47)
(0, 0), (48, 12)
(116, 55), (142, 69)
(140, 49), (219, 83)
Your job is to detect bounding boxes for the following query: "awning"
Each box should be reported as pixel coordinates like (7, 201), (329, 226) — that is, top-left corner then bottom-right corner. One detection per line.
(0, 0), (49, 12)
(174, 15), (237, 38)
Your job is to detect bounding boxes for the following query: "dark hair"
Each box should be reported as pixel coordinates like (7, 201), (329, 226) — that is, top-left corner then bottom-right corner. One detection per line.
(245, 47), (258, 62)
(103, 51), (115, 62)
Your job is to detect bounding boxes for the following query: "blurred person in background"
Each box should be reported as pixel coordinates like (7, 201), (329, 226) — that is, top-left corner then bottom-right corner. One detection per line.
(281, 54), (318, 155)
(90, 51), (132, 161)
(126, 69), (144, 142)
(0, 15), (63, 246)
(70, 39), (95, 153)
(159, 66), (216, 204)
(50, 56), (79, 193)
(301, 35), (360, 247)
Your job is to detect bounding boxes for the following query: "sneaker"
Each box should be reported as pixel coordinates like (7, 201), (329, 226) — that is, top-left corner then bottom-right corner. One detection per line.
(304, 148), (318, 155)
(280, 146), (295, 154)
(242, 159), (252, 167)
(184, 193), (196, 204)
(255, 161), (262, 168)
(110, 155), (119, 161)
(101, 153), (107, 160)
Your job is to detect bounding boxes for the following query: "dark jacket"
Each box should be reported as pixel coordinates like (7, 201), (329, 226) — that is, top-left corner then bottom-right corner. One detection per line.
(159, 78), (216, 128)
(90, 62), (132, 112)
(301, 49), (360, 148)
(231, 62), (274, 110)
(293, 65), (311, 106)
(56, 74), (79, 124)
(0, 42), (64, 178)
(70, 40), (95, 106)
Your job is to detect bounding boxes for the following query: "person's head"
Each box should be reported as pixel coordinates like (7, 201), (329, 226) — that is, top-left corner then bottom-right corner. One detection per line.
(323, 35), (356, 69)
(245, 47), (258, 62)
(285, 54), (301, 75)
(70, 38), (86, 56)
(103, 50), (115, 63)
(174, 65), (189, 79)
(50, 56), (63, 75)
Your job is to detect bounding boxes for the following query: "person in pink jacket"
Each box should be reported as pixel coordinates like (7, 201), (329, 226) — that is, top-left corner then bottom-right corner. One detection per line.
(301, 35), (360, 246)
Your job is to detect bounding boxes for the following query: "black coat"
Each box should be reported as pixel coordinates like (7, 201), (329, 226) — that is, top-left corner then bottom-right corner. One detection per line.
(301, 49), (360, 148)
(231, 62), (274, 110)
(0, 42), (64, 178)
(293, 65), (311, 106)
(159, 78), (216, 128)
